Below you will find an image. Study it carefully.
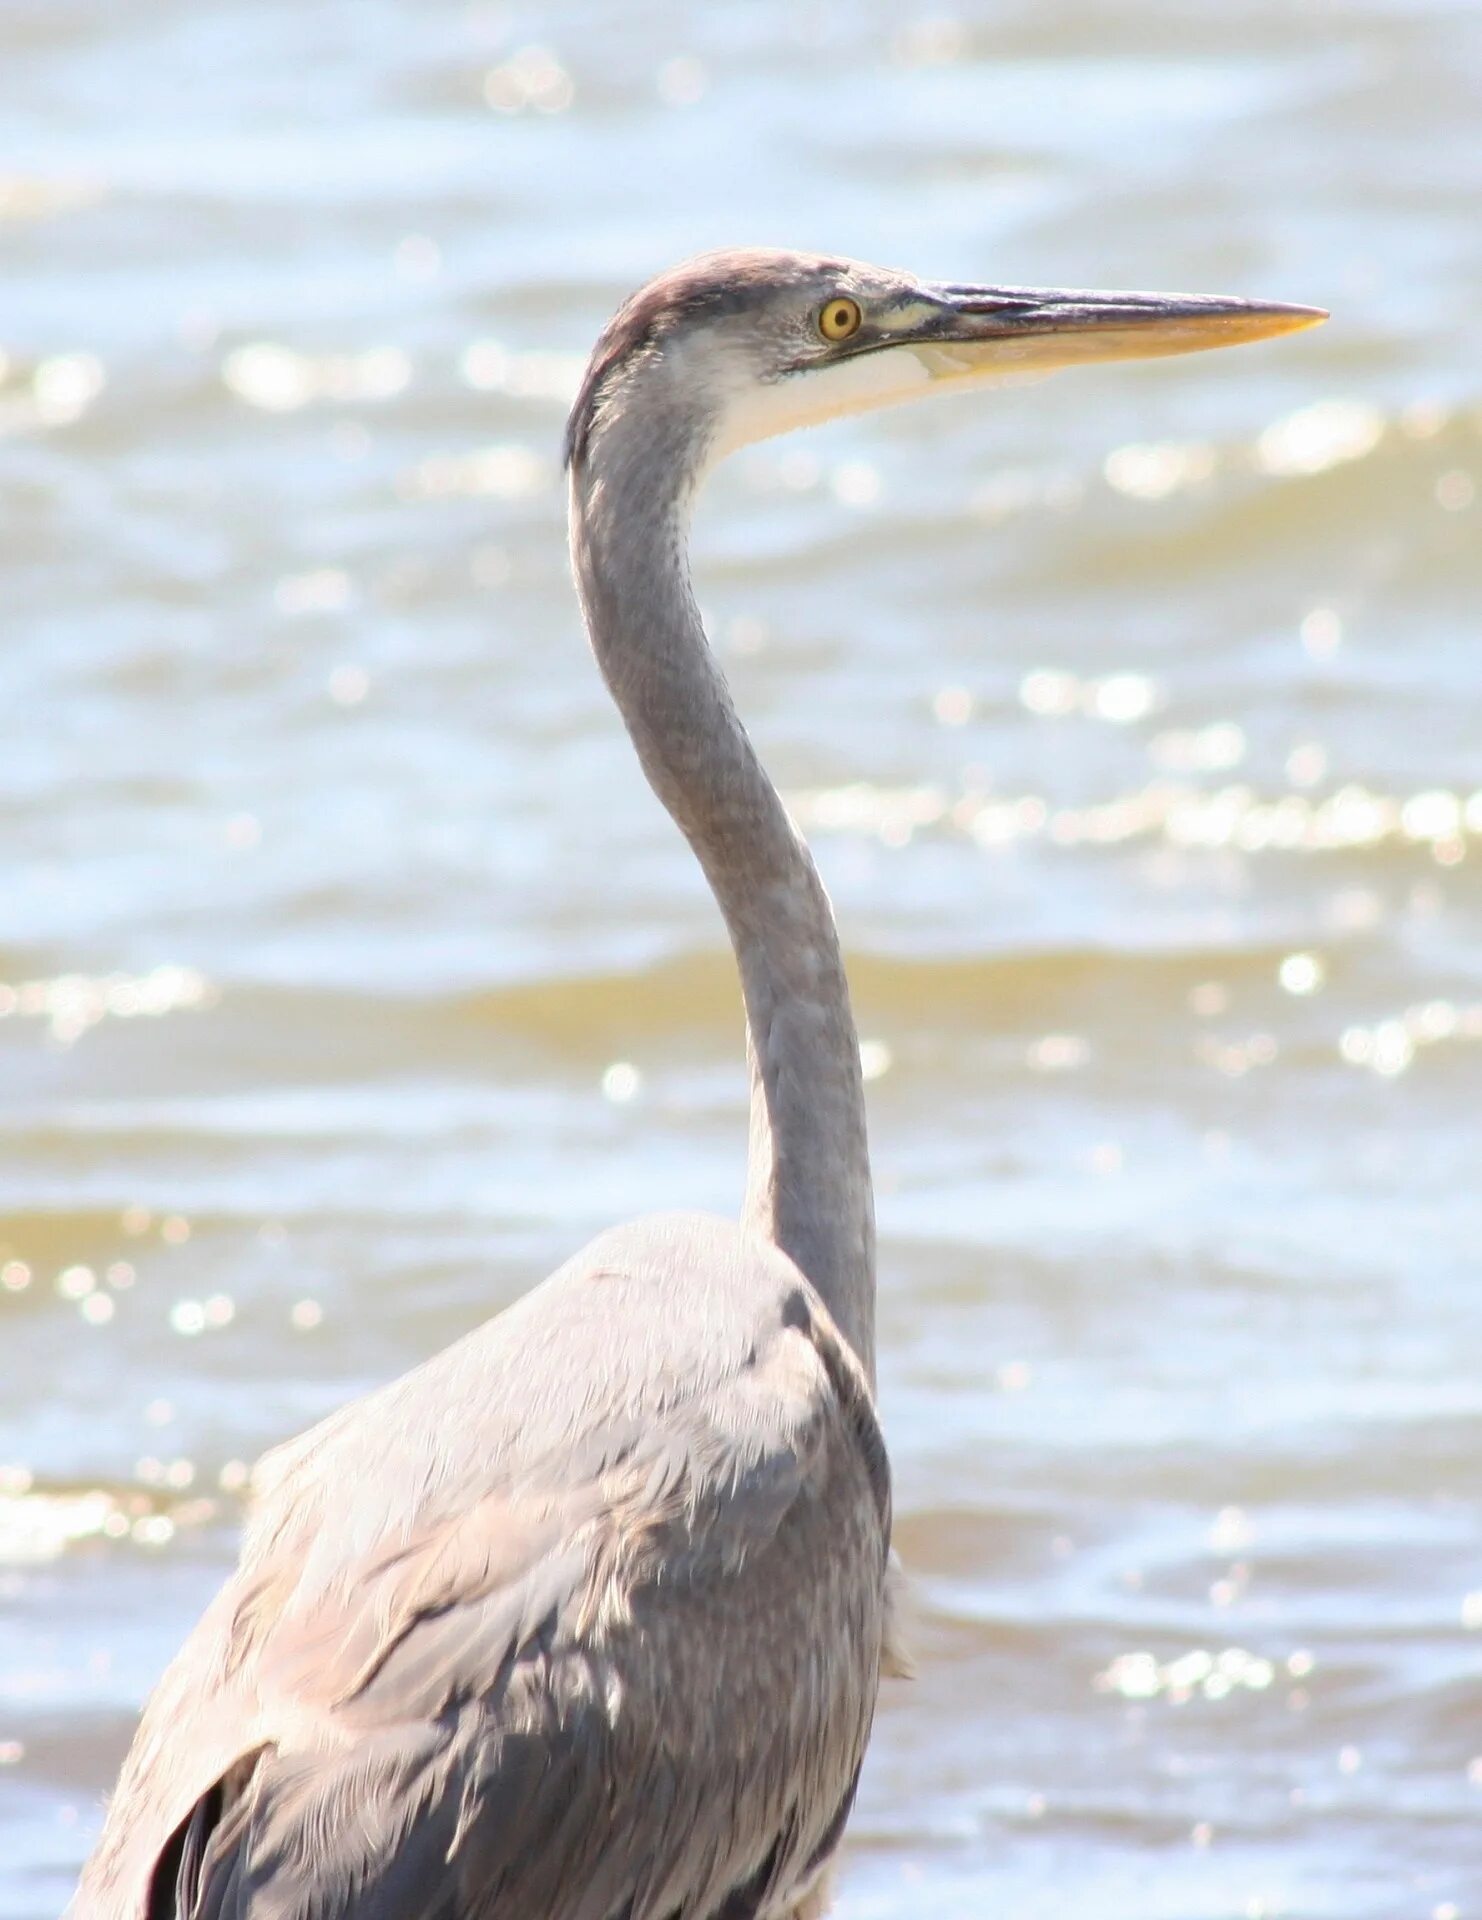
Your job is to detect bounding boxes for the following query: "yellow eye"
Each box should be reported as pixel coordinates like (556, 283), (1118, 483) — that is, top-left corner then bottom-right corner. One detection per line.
(817, 296), (862, 342)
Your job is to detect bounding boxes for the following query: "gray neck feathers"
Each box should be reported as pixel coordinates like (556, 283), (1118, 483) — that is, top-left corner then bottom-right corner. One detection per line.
(567, 386), (876, 1378)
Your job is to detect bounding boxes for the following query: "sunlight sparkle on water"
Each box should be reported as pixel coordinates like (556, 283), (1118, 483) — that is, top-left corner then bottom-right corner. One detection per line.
(0, 966), (215, 1043)
(32, 352), (105, 426)
(1340, 1001), (1482, 1077)
(0, 1482), (213, 1562)
(1256, 399), (1386, 477)
(483, 46), (575, 115)
(0, 1491), (116, 1565)
(1096, 1646), (1277, 1704)
(1278, 953), (1324, 995)
(601, 1062), (643, 1104)
(404, 443), (551, 501)
(1027, 1034), (1089, 1072)
(1019, 669), (1160, 725)
(793, 775), (1482, 862)
(223, 344), (411, 413)
(1301, 607), (1343, 658)
(1149, 722), (1246, 773)
(460, 341), (583, 401)
(168, 1293), (233, 1339)
(1104, 439), (1217, 501)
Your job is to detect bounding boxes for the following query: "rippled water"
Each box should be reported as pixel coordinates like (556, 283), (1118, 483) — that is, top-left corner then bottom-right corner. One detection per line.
(3, 1), (1481, 1914)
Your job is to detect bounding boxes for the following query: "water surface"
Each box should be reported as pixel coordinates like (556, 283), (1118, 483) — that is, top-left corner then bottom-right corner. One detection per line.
(2, 1), (1480, 1914)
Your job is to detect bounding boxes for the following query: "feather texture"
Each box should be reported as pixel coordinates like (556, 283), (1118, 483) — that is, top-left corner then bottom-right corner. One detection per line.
(72, 1215), (893, 1920)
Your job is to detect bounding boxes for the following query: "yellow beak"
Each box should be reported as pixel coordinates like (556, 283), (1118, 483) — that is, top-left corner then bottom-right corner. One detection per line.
(900, 281), (1328, 378)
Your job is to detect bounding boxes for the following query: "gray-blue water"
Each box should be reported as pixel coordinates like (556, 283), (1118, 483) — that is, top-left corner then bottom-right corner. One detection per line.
(2, 1), (1480, 1913)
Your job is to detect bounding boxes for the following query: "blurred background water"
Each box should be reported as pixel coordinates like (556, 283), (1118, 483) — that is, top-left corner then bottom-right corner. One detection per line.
(2, 0), (1480, 1913)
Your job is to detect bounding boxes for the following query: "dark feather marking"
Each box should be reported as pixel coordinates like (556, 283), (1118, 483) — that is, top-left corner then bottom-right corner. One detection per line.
(802, 1764), (862, 1881)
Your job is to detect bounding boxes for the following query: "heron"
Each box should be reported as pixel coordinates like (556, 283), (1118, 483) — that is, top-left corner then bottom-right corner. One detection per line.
(71, 248), (1322, 1920)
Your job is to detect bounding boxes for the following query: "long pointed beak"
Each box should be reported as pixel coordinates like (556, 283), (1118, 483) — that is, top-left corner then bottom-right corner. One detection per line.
(710, 275), (1326, 460)
(907, 282), (1327, 377)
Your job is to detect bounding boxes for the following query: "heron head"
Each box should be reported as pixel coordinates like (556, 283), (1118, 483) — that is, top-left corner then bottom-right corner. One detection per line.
(565, 248), (1325, 478)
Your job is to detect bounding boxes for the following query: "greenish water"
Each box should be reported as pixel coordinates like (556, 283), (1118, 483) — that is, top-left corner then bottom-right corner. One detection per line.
(2, 1), (1480, 1913)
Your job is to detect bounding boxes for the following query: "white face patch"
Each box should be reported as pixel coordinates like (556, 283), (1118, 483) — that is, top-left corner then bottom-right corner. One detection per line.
(704, 338), (1038, 469)
(707, 346), (935, 464)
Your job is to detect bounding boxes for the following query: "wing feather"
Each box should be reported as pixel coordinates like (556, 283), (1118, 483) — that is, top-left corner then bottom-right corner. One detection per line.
(72, 1214), (891, 1920)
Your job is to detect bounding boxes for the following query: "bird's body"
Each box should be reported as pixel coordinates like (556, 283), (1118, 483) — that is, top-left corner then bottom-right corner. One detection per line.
(79, 1215), (895, 1919)
(72, 249), (1321, 1920)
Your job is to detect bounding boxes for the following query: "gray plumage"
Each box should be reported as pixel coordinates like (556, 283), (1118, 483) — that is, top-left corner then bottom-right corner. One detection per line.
(78, 1217), (891, 1919)
(70, 248), (1322, 1920)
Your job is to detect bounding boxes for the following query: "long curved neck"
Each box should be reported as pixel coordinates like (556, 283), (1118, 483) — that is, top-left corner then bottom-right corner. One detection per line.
(568, 410), (875, 1379)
